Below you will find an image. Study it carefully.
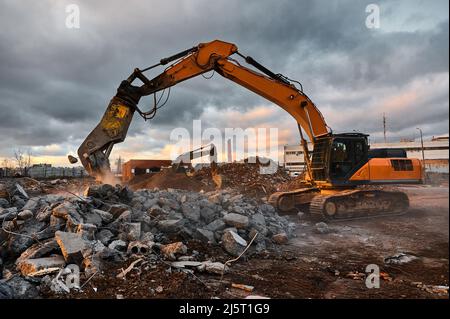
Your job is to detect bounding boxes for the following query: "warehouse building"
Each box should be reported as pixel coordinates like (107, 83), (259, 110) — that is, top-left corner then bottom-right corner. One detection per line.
(122, 159), (172, 182)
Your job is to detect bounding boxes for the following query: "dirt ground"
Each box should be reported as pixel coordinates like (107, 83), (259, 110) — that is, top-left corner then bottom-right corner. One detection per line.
(44, 184), (448, 299)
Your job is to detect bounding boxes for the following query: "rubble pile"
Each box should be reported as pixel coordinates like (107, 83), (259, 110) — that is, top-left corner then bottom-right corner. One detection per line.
(0, 178), (95, 207)
(276, 173), (310, 192)
(128, 169), (211, 193)
(0, 183), (294, 298)
(194, 161), (291, 200)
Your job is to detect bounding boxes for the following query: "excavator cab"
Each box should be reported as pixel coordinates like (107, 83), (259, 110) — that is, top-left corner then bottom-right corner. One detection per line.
(311, 133), (369, 185)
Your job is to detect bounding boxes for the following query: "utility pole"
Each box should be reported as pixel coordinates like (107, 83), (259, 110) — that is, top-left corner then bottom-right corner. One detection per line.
(416, 128), (425, 163)
(416, 127), (426, 180)
(115, 156), (123, 175)
(383, 113), (387, 143)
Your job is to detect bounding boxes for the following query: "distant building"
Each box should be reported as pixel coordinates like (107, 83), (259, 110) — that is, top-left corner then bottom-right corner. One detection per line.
(283, 136), (449, 174)
(0, 167), (15, 178)
(122, 159), (172, 182)
(27, 164), (87, 178)
(284, 143), (313, 176)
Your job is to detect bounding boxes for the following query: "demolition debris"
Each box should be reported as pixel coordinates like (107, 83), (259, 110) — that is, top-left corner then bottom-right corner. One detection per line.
(0, 181), (293, 298)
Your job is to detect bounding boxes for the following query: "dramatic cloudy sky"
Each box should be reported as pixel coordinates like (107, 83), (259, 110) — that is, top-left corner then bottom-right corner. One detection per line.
(0, 0), (448, 167)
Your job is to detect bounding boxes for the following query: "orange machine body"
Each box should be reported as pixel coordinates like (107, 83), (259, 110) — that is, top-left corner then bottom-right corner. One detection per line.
(350, 158), (423, 184)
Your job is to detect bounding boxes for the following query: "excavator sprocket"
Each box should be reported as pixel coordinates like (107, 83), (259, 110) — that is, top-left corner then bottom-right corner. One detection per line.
(309, 189), (410, 221)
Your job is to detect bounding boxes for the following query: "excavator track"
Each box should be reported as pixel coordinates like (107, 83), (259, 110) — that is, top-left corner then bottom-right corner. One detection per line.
(309, 189), (410, 221)
(269, 188), (320, 213)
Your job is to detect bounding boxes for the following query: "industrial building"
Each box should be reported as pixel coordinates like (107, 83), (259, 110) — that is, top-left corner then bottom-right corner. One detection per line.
(284, 135), (449, 175)
(122, 159), (172, 182)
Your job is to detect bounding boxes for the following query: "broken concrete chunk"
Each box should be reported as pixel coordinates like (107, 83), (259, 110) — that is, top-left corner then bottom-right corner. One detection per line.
(121, 222), (141, 241)
(158, 197), (180, 210)
(114, 210), (132, 223)
(157, 219), (184, 233)
(91, 209), (113, 224)
(118, 186), (134, 202)
(16, 238), (60, 268)
(0, 198), (9, 209)
(200, 207), (217, 224)
(314, 222), (331, 234)
(50, 215), (66, 227)
(272, 232), (288, 244)
(0, 184), (8, 199)
(76, 223), (97, 240)
(148, 205), (167, 218)
(181, 203), (200, 221)
(202, 261), (229, 275)
(195, 228), (216, 244)
(22, 198), (40, 212)
(87, 240), (106, 256)
(15, 183), (29, 199)
(35, 207), (52, 222)
(160, 242), (187, 260)
(17, 210), (33, 220)
(0, 281), (13, 299)
(140, 231), (154, 244)
(205, 219), (226, 232)
(222, 231), (247, 257)
(43, 194), (65, 204)
(19, 256), (66, 276)
(108, 204), (130, 217)
(229, 194), (243, 203)
(54, 231), (87, 264)
(223, 227), (238, 234)
(82, 255), (102, 276)
(84, 184), (115, 198)
(6, 276), (39, 299)
(171, 261), (203, 268)
(250, 213), (266, 227)
(0, 207), (18, 221)
(384, 253), (418, 265)
(98, 247), (125, 263)
(108, 240), (127, 252)
(127, 241), (151, 256)
(8, 219), (47, 256)
(81, 211), (102, 227)
(208, 193), (223, 204)
(223, 213), (249, 229)
(52, 202), (84, 229)
(178, 255), (195, 261)
(97, 229), (114, 246)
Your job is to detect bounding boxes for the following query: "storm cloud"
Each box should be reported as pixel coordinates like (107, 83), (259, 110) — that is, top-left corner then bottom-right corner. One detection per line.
(0, 0), (448, 164)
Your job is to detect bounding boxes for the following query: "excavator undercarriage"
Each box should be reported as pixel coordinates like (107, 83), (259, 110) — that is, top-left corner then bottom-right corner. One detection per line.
(269, 187), (410, 221)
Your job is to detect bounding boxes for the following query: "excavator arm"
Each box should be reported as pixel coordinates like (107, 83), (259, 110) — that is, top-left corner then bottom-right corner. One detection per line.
(172, 144), (217, 167)
(78, 40), (329, 179)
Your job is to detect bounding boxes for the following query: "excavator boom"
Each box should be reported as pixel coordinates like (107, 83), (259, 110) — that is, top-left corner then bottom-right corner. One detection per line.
(78, 40), (328, 179)
(77, 39), (422, 221)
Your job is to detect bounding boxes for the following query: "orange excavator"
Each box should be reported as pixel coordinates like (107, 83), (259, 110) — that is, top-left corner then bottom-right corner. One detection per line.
(77, 40), (423, 220)
(171, 143), (223, 188)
